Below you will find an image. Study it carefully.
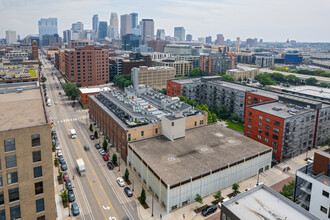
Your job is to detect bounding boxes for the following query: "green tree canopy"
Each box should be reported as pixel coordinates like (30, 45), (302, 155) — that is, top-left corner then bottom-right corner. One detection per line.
(232, 183), (240, 195)
(195, 194), (203, 204)
(62, 83), (79, 100)
(222, 74), (235, 82)
(140, 188), (146, 204)
(113, 75), (132, 89)
(285, 75), (300, 85)
(189, 68), (203, 77)
(306, 77), (318, 86)
(280, 181), (295, 200)
(255, 73), (275, 86)
(319, 82), (328, 88)
(269, 72), (285, 83)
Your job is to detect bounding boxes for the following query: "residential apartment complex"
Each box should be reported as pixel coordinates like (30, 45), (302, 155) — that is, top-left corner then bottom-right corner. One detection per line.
(294, 149), (330, 219)
(200, 54), (233, 75)
(64, 45), (109, 87)
(135, 66), (175, 90)
(0, 82), (56, 219)
(152, 59), (192, 77)
(226, 67), (259, 82)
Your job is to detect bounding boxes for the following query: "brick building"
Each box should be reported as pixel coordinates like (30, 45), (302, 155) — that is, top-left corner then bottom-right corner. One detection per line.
(147, 39), (169, 52)
(64, 45), (109, 87)
(245, 95), (330, 162)
(152, 59), (192, 77)
(54, 49), (65, 74)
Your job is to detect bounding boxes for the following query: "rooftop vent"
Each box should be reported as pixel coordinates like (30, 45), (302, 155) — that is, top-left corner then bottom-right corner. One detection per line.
(272, 107), (282, 111)
(228, 140), (236, 143)
(168, 157), (176, 161)
(201, 148), (208, 152)
(215, 133), (223, 137)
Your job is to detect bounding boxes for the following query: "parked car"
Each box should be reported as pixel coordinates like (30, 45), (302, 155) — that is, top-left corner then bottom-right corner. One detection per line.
(90, 135), (95, 140)
(52, 130), (57, 135)
(99, 149), (105, 155)
(59, 155), (65, 164)
(84, 145), (90, 151)
(94, 143), (101, 149)
(103, 154), (109, 161)
(116, 177), (125, 187)
(72, 103), (76, 107)
(66, 179), (72, 190)
(68, 189), (75, 202)
(56, 144), (60, 150)
(107, 162), (115, 170)
(57, 150), (63, 157)
(71, 203), (80, 216)
(59, 92), (62, 95)
(124, 187), (133, 197)
(61, 162), (68, 171)
(63, 172), (69, 181)
(54, 134), (58, 140)
(201, 205), (217, 217)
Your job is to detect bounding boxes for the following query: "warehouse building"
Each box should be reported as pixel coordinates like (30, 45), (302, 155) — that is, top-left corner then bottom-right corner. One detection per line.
(128, 123), (272, 213)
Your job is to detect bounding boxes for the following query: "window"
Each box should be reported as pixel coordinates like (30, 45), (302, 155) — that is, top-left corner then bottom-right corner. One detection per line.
(0, 176), (2, 187)
(4, 139), (15, 152)
(247, 131), (251, 135)
(34, 166), (42, 178)
(320, 206), (327, 214)
(274, 120), (280, 126)
(248, 96), (251, 99)
(171, 122), (175, 126)
(35, 182), (43, 195)
(141, 131), (144, 137)
(273, 128), (279, 133)
(10, 205), (20, 220)
(0, 209), (4, 220)
(266, 118), (270, 123)
(272, 141), (278, 147)
(258, 122), (262, 127)
(127, 134), (131, 141)
(248, 112), (252, 116)
(33, 151), (41, 163)
(248, 118), (252, 123)
(322, 190), (329, 198)
(258, 135), (261, 140)
(37, 216), (45, 220)
(247, 124), (252, 129)
(272, 134), (279, 140)
(265, 131), (269, 136)
(155, 128), (158, 134)
(36, 198), (45, 213)
(265, 138), (269, 143)
(200, 120), (204, 125)
(8, 188), (19, 202)
(32, 134), (41, 147)
(0, 192), (3, 205)
(5, 156), (16, 169)
(259, 116), (263, 120)
(194, 121), (197, 126)
(273, 148), (277, 154)
(7, 172), (18, 185)
(258, 129), (262, 134)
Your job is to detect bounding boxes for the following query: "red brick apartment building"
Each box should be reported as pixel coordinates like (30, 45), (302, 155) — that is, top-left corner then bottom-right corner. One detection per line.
(64, 46), (109, 87)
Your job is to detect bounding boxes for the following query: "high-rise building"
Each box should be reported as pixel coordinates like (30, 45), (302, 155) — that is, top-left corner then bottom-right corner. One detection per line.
(71, 22), (84, 40)
(205, 36), (212, 44)
(109, 12), (119, 39)
(0, 82), (57, 219)
(186, 34), (192, 42)
(64, 46), (109, 87)
(216, 34), (224, 45)
(32, 41), (38, 60)
(147, 39), (169, 52)
(83, 30), (93, 40)
(130, 13), (138, 28)
(120, 14), (132, 37)
(122, 34), (140, 51)
(174, 27), (185, 41)
(141, 19), (154, 44)
(92, 14), (99, 33)
(5, 30), (16, 44)
(17, 35), (20, 42)
(38, 18), (58, 46)
(98, 21), (108, 39)
(63, 30), (71, 43)
(156, 29), (165, 40)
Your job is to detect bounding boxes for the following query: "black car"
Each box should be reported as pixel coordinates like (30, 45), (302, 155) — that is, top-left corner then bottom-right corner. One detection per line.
(107, 162), (114, 170)
(94, 143), (101, 149)
(71, 203), (80, 216)
(54, 134), (57, 140)
(90, 135), (95, 140)
(201, 205), (217, 217)
(124, 187), (133, 197)
(72, 103), (76, 107)
(68, 189), (75, 202)
(66, 179), (72, 190)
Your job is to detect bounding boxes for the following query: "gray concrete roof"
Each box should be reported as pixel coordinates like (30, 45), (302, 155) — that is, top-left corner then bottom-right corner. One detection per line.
(129, 123), (271, 186)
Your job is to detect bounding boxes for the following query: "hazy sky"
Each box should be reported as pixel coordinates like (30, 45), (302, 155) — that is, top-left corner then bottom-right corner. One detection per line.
(0, 0), (329, 42)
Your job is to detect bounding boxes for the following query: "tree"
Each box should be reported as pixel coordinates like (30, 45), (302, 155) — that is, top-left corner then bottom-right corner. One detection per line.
(238, 77), (242, 82)
(62, 83), (79, 100)
(94, 130), (98, 139)
(103, 139), (108, 152)
(218, 104), (230, 119)
(38, 60), (43, 67)
(41, 76), (47, 83)
(189, 68), (203, 77)
(58, 171), (63, 178)
(54, 157), (59, 166)
(125, 168), (130, 181)
(280, 181), (295, 200)
(306, 77), (318, 86)
(222, 74), (235, 82)
(140, 187), (146, 204)
(89, 124), (93, 132)
(285, 75), (300, 85)
(255, 73), (275, 86)
(230, 113), (239, 122)
(112, 154), (117, 165)
(232, 183), (240, 195)
(320, 82), (328, 88)
(113, 75), (132, 89)
(269, 72), (285, 83)
(213, 190), (222, 200)
(61, 190), (69, 202)
(195, 194), (203, 204)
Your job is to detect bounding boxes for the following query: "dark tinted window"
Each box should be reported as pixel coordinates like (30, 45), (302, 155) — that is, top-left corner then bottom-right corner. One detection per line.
(33, 151), (42, 163)
(34, 166), (42, 178)
(8, 188), (19, 202)
(0, 209), (5, 220)
(0, 192), (3, 205)
(7, 172), (18, 185)
(5, 156), (16, 169)
(32, 134), (41, 147)
(35, 182), (43, 195)
(4, 139), (15, 152)
(36, 198), (45, 213)
(10, 205), (20, 220)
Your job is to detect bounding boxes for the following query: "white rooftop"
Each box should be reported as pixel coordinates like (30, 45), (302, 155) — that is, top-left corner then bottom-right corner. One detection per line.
(79, 87), (110, 94)
(272, 85), (330, 100)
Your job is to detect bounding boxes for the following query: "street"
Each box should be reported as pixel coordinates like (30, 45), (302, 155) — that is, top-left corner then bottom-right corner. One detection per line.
(41, 56), (139, 220)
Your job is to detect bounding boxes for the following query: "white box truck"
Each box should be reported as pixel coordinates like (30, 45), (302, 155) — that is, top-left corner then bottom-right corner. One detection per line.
(70, 129), (76, 139)
(76, 159), (85, 176)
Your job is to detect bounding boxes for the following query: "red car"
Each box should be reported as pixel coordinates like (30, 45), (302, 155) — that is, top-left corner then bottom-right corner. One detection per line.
(103, 154), (109, 161)
(63, 172), (69, 181)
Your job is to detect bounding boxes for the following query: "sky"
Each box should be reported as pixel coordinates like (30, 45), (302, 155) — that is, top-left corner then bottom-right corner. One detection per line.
(0, 0), (330, 42)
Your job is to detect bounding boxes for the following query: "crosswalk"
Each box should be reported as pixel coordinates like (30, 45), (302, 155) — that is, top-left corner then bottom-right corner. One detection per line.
(56, 118), (82, 124)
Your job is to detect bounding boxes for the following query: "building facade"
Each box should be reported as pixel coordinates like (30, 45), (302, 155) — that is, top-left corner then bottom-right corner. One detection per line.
(98, 21), (108, 39)
(174, 27), (185, 41)
(141, 19), (154, 44)
(135, 66), (175, 90)
(200, 54), (233, 75)
(64, 46), (109, 87)
(38, 18), (58, 46)
(164, 44), (191, 55)
(147, 39), (169, 53)
(152, 59), (192, 77)
(120, 14), (132, 38)
(226, 67), (260, 82)
(5, 30), (16, 45)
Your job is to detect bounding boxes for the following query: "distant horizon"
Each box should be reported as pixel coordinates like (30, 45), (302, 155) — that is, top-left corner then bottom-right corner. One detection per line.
(1, 0), (330, 42)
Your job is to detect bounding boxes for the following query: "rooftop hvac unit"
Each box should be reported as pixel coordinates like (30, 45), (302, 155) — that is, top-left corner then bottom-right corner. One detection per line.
(295, 105), (304, 110)
(272, 107), (282, 111)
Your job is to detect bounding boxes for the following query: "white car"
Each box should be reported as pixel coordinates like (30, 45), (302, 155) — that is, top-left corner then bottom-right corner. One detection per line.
(56, 144), (60, 150)
(57, 150), (63, 157)
(116, 177), (125, 187)
(54, 101), (58, 105)
(99, 149), (105, 155)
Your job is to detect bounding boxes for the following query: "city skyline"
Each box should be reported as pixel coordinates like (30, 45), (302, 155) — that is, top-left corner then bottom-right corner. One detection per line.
(0, 0), (329, 42)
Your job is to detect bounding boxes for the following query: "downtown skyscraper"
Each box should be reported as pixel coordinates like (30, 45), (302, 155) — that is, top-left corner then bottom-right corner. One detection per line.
(120, 14), (132, 37)
(141, 19), (154, 44)
(98, 21), (108, 39)
(174, 27), (185, 41)
(38, 18), (58, 46)
(109, 12), (119, 39)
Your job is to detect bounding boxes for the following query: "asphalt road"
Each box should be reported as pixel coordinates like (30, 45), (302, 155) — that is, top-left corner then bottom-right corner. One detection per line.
(41, 56), (139, 220)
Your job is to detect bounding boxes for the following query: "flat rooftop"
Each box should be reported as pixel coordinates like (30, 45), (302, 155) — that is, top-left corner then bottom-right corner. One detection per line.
(276, 85), (330, 100)
(0, 85), (47, 131)
(223, 184), (317, 220)
(129, 123), (271, 186)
